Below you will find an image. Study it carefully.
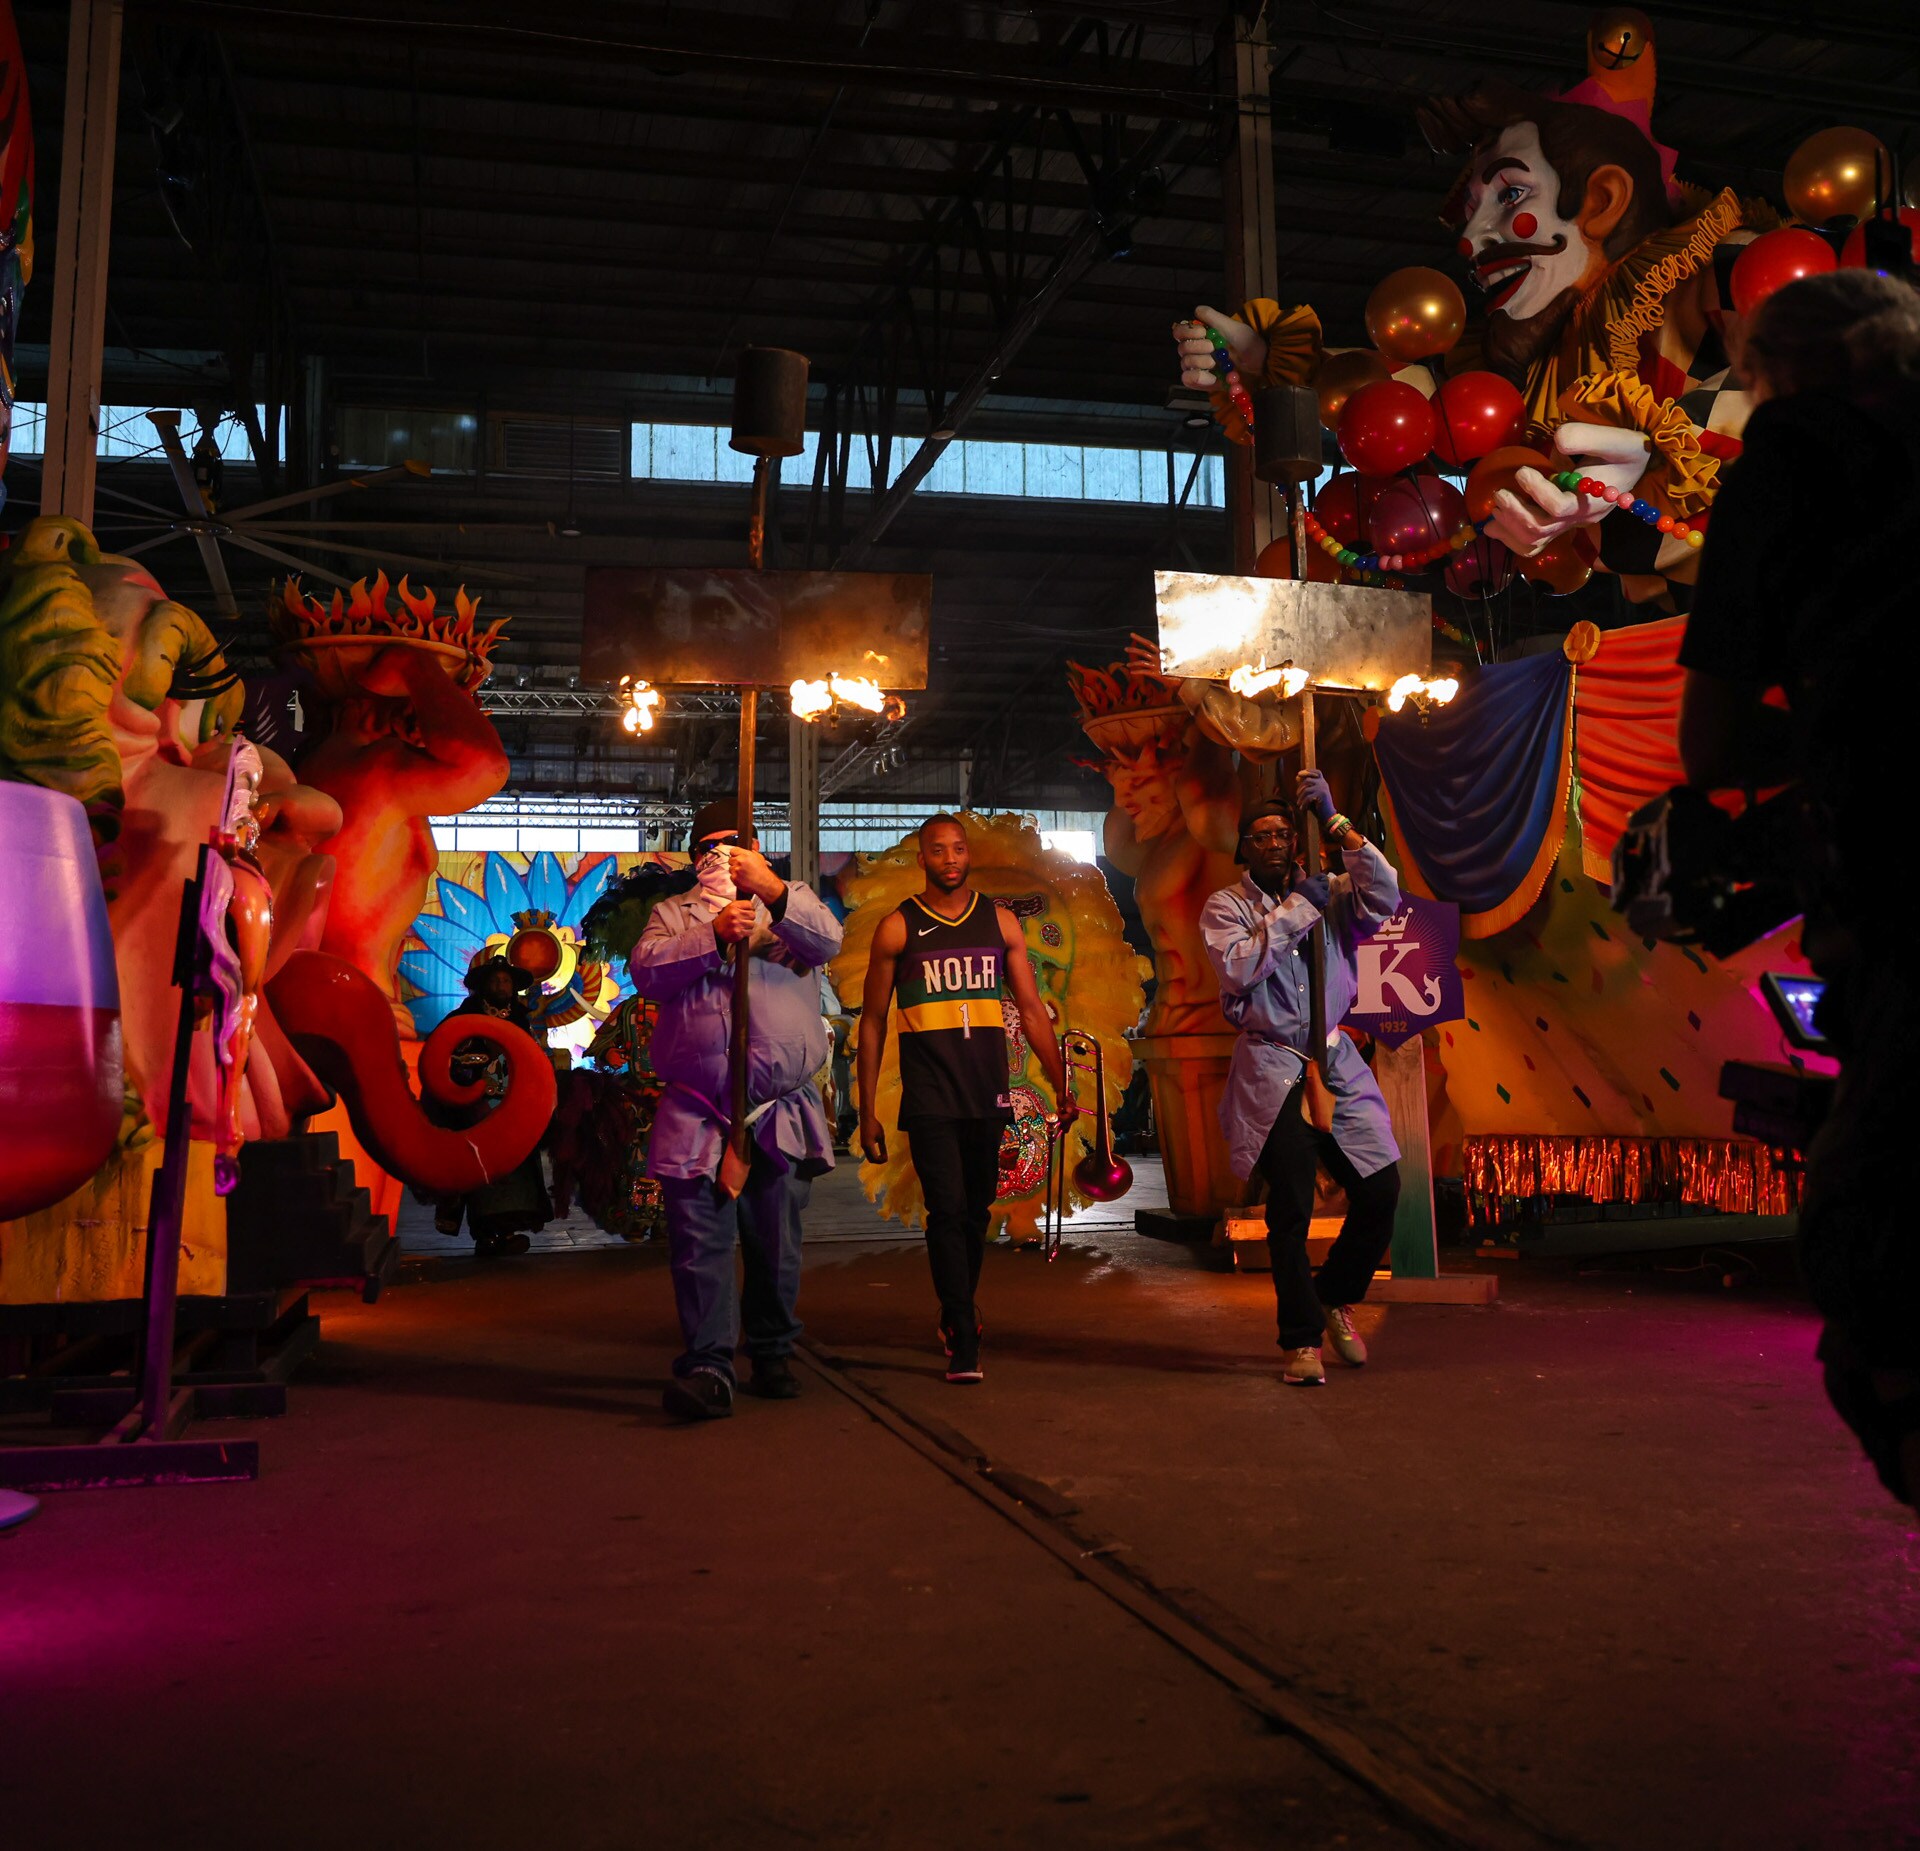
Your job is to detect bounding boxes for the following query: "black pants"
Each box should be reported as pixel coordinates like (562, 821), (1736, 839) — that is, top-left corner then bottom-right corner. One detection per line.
(1255, 1084), (1400, 1349)
(903, 1117), (1004, 1343)
(1799, 945), (1920, 1506)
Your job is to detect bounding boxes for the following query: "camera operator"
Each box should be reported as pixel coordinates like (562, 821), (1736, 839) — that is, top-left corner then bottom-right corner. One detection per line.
(1677, 267), (1920, 1509)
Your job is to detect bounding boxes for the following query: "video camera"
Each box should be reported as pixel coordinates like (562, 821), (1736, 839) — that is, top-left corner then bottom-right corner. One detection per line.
(1612, 787), (1841, 1156)
(1718, 973), (1837, 1159)
(1609, 784), (1817, 960)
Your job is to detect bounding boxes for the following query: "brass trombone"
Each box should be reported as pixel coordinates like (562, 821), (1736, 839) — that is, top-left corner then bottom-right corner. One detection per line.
(1040, 1029), (1134, 1261)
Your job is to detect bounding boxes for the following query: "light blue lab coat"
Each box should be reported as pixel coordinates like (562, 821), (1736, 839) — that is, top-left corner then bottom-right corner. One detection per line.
(1199, 847), (1403, 1181)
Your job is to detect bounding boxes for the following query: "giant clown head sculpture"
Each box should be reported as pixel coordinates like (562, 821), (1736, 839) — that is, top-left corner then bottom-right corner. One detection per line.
(1424, 80), (1673, 383)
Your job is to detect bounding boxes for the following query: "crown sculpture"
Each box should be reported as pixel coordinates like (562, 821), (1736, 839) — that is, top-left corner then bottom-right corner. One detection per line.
(276, 571), (506, 697)
(1065, 658), (1188, 768)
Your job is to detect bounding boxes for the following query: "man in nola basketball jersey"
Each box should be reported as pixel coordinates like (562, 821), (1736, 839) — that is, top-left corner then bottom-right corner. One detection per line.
(857, 815), (1073, 1383)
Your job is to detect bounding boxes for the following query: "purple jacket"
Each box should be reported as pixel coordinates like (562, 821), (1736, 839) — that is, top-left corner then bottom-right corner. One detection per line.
(629, 883), (842, 1182)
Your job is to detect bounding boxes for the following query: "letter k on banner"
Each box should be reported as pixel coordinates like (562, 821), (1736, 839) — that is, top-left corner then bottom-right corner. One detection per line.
(1343, 896), (1464, 1049)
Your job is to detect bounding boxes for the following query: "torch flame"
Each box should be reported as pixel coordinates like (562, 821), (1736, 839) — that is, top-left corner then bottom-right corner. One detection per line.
(1387, 674), (1460, 715)
(1227, 658), (1309, 700)
(790, 672), (898, 723)
(617, 676), (662, 734)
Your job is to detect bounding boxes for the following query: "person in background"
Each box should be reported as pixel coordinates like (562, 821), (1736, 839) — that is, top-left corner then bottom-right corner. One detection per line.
(1678, 267), (1920, 1510)
(433, 953), (552, 1257)
(1199, 774), (1402, 1387)
(857, 814), (1072, 1384)
(630, 798), (842, 1422)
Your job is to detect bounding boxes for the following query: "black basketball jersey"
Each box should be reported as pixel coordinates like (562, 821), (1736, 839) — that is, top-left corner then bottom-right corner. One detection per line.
(893, 894), (1014, 1124)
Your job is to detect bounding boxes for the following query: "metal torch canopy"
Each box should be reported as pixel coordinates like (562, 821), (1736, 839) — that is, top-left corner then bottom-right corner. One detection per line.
(1153, 571), (1432, 692)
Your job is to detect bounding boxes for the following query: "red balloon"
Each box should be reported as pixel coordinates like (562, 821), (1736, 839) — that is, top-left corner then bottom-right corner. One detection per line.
(1370, 476), (1468, 558)
(1337, 379), (1438, 477)
(1431, 370), (1527, 467)
(1445, 535), (1514, 598)
(1840, 207), (1920, 271)
(1729, 227), (1837, 315)
(1310, 470), (1386, 547)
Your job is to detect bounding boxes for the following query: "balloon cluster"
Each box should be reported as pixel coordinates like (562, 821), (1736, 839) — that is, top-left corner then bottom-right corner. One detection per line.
(1247, 125), (1914, 600)
(1295, 267), (1581, 597)
(1730, 126), (1914, 314)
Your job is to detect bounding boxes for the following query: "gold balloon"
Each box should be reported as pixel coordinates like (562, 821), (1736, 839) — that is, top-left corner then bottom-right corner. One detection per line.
(1315, 349), (1392, 431)
(1784, 126), (1890, 225)
(1365, 267), (1468, 364)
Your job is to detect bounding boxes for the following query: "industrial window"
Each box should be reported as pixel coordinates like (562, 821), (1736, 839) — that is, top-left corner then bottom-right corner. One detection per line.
(336, 406), (479, 473)
(9, 403), (288, 463)
(630, 422), (1224, 508)
(430, 799), (1108, 857)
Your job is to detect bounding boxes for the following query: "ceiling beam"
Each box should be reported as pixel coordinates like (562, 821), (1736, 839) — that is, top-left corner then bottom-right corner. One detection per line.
(234, 113), (1223, 212)
(1275, 7), (1920, 127)
(140, 0), (1227, 119)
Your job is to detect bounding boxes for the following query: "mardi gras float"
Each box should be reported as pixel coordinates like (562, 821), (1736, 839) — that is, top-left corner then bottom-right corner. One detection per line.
(1127, 6), (1874, 1232)
(829, 812), (1150, 1242)
(1187, 7), (1904, 614)
(0, 524), (551, 1312)
(402, 850), (697, 1241)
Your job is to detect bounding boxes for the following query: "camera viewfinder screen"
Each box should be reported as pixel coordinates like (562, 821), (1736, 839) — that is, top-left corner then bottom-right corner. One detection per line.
(1762, 973), (1827, 1050)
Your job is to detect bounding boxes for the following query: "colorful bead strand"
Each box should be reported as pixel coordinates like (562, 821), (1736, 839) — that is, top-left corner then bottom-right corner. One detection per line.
(1302, 508), (1480, 578)
(1205, 327), (1259, 432)
(1548, 470), (1704, 549)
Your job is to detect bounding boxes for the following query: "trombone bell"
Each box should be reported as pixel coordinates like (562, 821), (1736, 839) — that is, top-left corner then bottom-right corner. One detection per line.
(1040, 1029), (1134, 1260)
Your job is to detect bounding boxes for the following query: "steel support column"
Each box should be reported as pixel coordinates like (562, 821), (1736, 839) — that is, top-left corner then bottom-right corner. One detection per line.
(43, 0), (124, 525)
(1222, 7), (1283, 572)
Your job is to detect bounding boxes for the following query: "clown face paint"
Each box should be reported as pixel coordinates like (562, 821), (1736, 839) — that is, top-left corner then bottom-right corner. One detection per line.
(1460, 122), (1596, 322)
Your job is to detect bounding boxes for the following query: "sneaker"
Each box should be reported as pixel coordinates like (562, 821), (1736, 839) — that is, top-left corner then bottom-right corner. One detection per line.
(938, 1317), (986, 1359)
(945, 1337), (984, 1385)
(1323, 1305), (1368, 1367)
(744, 1355), (801, 1400)
(1281, 1344), (1326, 1387)
(663, 1369), (735, 1422)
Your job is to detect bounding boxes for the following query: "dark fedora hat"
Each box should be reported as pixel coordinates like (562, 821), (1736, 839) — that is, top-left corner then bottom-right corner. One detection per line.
(690, 796), (754, 846)
(464, 952), (537, 994)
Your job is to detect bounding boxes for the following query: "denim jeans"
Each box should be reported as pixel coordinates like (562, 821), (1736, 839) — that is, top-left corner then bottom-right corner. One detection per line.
(659, 1145), (808, 1381)
(1255, 1083), (1400, 1349)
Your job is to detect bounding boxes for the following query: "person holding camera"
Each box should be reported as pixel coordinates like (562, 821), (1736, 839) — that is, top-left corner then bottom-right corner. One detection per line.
(1678, 267), (1920, 1509)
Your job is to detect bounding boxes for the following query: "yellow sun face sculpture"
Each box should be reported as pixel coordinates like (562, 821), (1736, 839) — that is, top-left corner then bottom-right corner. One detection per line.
(830, 811), (1151, 1241)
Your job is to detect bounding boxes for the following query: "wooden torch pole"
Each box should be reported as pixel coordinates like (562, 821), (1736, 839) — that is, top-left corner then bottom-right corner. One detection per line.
(721, 456), (773, 1197)
(1299, 689), (1331, 1082)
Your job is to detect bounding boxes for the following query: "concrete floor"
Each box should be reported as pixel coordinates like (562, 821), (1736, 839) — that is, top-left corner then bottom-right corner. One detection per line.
(4, 1167), (1916, 1851)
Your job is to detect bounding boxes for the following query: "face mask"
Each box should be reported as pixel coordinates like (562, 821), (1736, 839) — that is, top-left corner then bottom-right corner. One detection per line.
(696, 842), (738, 904)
